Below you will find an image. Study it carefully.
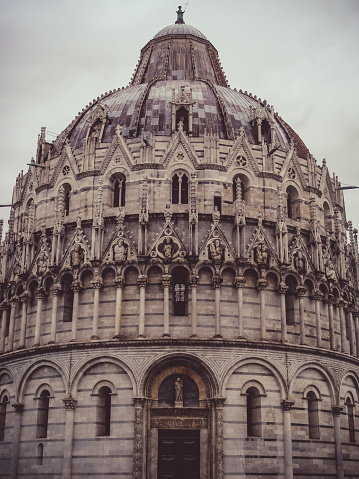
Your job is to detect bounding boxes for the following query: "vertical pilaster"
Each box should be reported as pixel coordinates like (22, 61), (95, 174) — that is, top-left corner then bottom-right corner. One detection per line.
(213, 397), (225, 479)
(281, 400), (294, 479)
(90, 277), (103, 340)
(162, 274), (171, 337)
(34, 288), (45, 346)
(338, 301), (347, 353)
(296, 286), (306, 345)
(0, 303), (9, 354)
(19, 292), (30, 349)
(49, 285), (61, 344)
(70, 281), (81, 342)
(313, 290), (323, 348)
(332, 406), (344, 479)
(62, 396), (77, 479)
(257, 279), (268, 340)
(278, 284), (288, 342)
(133, 397), (146, 479)
(10, 403), (24, 479)
(137, 275), (147, 338)
(8, 296), (19, 352)
(235, 276), (245, 338)
(327, 294), (336, 350)
(189, 275), (198, 338)
(354, 310), (359, 357)
(213, 276), (222, 338)
(114, 276), (124, 338)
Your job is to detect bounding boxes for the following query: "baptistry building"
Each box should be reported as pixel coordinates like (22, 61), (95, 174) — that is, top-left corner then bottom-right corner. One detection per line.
(0, 7), (358, 479)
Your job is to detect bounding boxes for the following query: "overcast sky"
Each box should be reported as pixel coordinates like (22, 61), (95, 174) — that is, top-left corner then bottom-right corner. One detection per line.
(1, 0), (358, 235)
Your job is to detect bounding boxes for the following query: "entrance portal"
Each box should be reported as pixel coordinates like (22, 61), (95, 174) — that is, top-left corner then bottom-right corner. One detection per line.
(157, 429), (200, 479)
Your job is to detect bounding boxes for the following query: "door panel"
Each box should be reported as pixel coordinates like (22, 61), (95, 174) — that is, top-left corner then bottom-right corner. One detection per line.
(158, 430), (200, 479)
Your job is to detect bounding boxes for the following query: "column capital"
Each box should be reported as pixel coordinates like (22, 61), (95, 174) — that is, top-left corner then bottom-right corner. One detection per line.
(162, 274), (172, 287)
(0, 301), (10, 312)
(10, 295), (20, 306)
(114, 276), (125, 288)
(277, 283), (288, 295)
(352, 309), (359, 319)
(212, 397), (226, 408)
(12, 403), (24, 414)
(50, 284), (62, 296)
(189, 274), (199, 287)
(281, 399), (295, 411)
(296, 286), (306, 297)
(71, 280), (81, 293)
(234, 276), (245, 288)
(62, 395), (77, 411)
(133, 396), (147, 408)
(212, 275), (223, 288)
(20, 291), (31, 303)
(312, 290), (323, 301)
(35, 288), (46, 300)
(91, 277), (103, 290)
(332, 405), (343, 416)
(256, 279), (268, 291)
(137, 275), (148, 288)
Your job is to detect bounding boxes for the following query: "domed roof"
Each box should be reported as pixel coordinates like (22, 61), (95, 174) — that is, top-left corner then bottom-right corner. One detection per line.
(153, 23), (207, 40)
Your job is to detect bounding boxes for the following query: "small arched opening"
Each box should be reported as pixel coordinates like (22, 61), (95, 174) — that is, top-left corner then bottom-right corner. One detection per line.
(172, 267), (189, 316)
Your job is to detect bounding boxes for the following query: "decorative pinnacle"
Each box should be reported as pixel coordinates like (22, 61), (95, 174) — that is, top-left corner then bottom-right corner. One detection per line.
(175, 5), (185, 24)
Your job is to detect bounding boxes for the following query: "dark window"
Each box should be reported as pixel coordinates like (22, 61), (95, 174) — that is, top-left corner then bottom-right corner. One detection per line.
(37, 443), (44, 465)
(64, 189), (70, 216)
(261, 119), (271, 144)
(172, 174), (188, 205)
(36, 390), (50, 438)
(62, 277), (73, 323)
(172, 174), (179, 204)
(0, 395), (8, 441)
(246, 387), (261, 437)
(96, 386), (112, 437)
(287, 194), (293, 219)
(181, 174), (188, 204)
(172, 267), (188, 316)
(346, 398), (355, 443)
(307, 391), (320, 439)
(176, 106), (189, 132)
(113, 178), (126, 207)
(214, 196), (222, 214)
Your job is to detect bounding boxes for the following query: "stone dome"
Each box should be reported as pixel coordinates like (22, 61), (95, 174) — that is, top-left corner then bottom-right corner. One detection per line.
(153, 23), (207, 40)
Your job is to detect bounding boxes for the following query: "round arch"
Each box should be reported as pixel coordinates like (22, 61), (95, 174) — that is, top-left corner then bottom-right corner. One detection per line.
(18, 360), (67, 402)
(289, 362), (337, 403)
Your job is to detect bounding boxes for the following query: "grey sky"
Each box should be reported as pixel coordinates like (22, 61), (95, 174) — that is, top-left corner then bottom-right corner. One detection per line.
(1, 0), (358, 234)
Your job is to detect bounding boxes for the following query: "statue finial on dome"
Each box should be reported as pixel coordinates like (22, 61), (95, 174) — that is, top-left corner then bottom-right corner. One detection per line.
(175, 5), (185, 24)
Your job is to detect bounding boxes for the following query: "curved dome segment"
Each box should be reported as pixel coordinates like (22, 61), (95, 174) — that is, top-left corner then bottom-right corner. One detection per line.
(153, 23), (207, 40)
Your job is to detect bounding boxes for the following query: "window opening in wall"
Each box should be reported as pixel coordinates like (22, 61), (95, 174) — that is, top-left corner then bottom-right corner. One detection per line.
(214, 196), (222, 214)
(0, 395), (8, 441)
(172, 267), (188, 316)
(246, 387), (262, 437)
(176, 106), (189, 132)
(64, 189), (70, 216)
(285, 278), (297, 326)
(287, 193), (293, 219)
(261, 119), (271, 144)
(346, 398), (356, 443)
(113, 178), (126, 208)
(96, 386), (112, 437)
(172, 173), (188, 205)
(37, 443), (44, 465)
(307, 391), (320, 439)
(36, 390), (50, 438)
(62, 277), (73, 323)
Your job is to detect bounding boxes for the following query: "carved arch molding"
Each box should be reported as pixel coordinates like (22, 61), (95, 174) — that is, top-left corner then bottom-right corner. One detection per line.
(133, 359), (225, 479)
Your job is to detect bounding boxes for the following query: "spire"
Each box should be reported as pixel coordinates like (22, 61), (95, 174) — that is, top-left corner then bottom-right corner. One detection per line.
(175, 5), (185, 24)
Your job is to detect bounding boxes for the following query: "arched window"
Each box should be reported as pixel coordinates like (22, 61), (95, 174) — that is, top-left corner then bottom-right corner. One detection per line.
(176, 106), (189, 132)
(113, 177), (126, 207)
(64, 188), (71, 216)
(246, 387), (262, 437)
(0, 395), (9, 441)
(285, 276), (297, 325)
(61, 275), (73, 323)
(96, 386), (112, 437)
(323, 202), (333, 233)
(261, 119), (271, 144)
(36, 390), (50, 438)
(171, 173), (188, 205)
(307, 391), (320, 439)
(37, 443), (44, 465)
(214, 195), (222, 214)
(286, 186), (299, 220)
(346, 397), (355, 443)
(172, 267), (188, 316)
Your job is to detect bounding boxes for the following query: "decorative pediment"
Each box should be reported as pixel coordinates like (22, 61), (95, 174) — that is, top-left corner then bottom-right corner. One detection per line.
(102, 210), (137, 266)
(100, 126), (135, 174)
(225, 128), (260, 175)
(322, 239), (340, 284)
(320, 165), (336, 207)
(198, 219), (236, 265)
(50, 142), (78, 187)
(8, 243), (23, 282)
(161, 129), (199, 169)
(281, 150), (307, 190)
(246, 218), (278, 268)
(59, 217), (91, 277)
(288, 229), (315, 276)
(29, 228), (51, 279)
(148, 206), (187, 262)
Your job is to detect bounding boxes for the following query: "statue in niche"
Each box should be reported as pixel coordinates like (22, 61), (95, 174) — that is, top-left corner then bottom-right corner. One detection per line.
(212, 206), (220, 225)
(113, 238), (128, 263)
(209, 239), (224, 261)
(325, 258), (336, 281)
(175, 378), (183, 403)
(255, 243), (269, 265)
(71, 243), (84, 269)
(294, 250), (306, 273)
(162, 237), (174, 260)
(36, 250), (48, 276)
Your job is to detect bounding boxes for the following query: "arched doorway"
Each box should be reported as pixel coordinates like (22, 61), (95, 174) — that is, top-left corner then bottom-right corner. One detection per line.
(136, 356), (222, 479)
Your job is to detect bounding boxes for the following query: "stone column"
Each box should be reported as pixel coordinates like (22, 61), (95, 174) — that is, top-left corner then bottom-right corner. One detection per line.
(235, 276), (245, 339)
(137, 275), (147, 338)
(313, 290), (323, 348)
(338, 301), (347, 353)
(162, 274), (171, 337)
(257, 279), (268, 340)
(0, 303), (9, 354)
(90, 277), (103, 340)
(7, 297), (19, 352)
(189, 275), (199, 338)
(353, 310), (359, 357)
(332, 406), (344, 479)
(70, 281), (81, 342)
(348, 309), (356, 356)
(114, 276), (124, 338)
(34, 288), (45, 346)
(213, 397), (226, 479)
(10, 403), (24, 479)
(213, 276), (223, 338)
(133, 397), (146, 479)
(62, 396), (77, 479)
(19, 292), (31, 349)
(296, 286), (306, 345)
(49, 285), (61, 344)
(327, 294), (336, 350)
(278, 283), (288, 343)
(281, 400), (294, 479)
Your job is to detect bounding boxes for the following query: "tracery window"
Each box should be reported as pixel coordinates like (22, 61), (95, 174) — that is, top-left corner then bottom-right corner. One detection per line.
(172, 172), (188, 205)
(36, 390), (50, 439)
